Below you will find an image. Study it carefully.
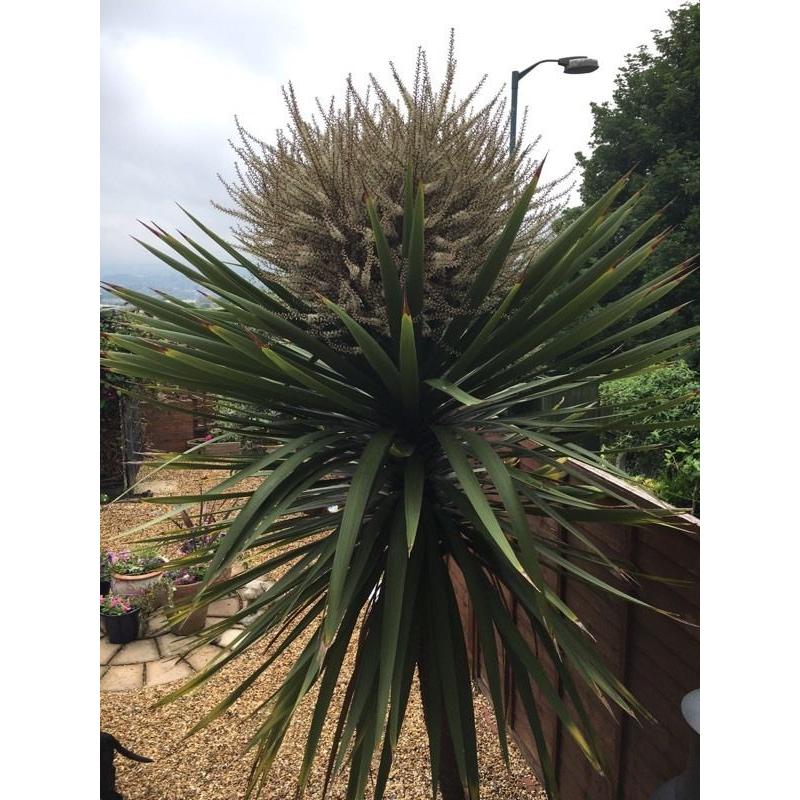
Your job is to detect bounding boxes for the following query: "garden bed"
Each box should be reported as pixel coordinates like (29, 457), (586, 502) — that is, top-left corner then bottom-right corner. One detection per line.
(100, 465), (545, 800)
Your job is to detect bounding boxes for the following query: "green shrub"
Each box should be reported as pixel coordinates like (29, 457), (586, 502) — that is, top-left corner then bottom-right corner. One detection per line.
(656, 437), (700, 512)
(599, 361), (699, 512)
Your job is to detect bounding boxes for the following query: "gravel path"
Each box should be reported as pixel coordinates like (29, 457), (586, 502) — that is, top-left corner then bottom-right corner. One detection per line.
(100, 467), (545, 800)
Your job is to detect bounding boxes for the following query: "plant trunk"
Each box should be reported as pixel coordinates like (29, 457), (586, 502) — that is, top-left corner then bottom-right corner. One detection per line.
(418, 639), (467, 800)
(438, 716), (467, 800)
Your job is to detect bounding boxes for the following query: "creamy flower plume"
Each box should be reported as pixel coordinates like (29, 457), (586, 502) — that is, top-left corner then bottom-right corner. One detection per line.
(218, 32), (571, 345)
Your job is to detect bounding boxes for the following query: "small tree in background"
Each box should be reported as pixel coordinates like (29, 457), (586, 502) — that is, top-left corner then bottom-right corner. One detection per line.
(560, 3), (700, 515)
(565, 2), (699, 354)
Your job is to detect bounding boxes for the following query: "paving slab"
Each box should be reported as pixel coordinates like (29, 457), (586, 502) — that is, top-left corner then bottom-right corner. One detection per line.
(241, 608), (265, 626)
(215, 628), (243, 648)
(102, 664), (145, 692)
(145, 657), (194, 687)
(100, 610), (242, 691)
(184, 644), (226, 672)
(143, 612), (171, 637)
(156, 632), (192, 658)
(207, 597), (241, 617)
(100, 639), (121, 665)
(109, 638), (159, 665)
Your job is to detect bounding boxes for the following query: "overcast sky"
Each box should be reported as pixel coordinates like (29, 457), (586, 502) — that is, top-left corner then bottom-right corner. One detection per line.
(101, 0), (677, 273)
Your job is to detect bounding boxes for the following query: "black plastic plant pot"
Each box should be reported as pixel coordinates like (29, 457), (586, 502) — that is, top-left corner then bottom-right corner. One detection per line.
(100, 579), (111, 596)
(102, 608), (140, 644)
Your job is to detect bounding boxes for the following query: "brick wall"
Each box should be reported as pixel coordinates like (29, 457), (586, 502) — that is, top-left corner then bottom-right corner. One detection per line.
(140, 398), (197, 452)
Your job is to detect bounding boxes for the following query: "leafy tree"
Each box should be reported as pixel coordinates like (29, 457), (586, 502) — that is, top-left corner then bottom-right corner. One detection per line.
(567, 2), (699, 356)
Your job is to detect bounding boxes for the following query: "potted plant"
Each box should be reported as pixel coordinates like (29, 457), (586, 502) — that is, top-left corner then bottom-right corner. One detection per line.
(163, 515), (234, 636)
(127, 578), (171, 636)
(167, 566), (214, 635)
(100, 549), (112, 596)
(166, 535), (233, 636)
(109, 548), (167, 602)
(180, 525), (233, 580)
(100, 594), (140, 644)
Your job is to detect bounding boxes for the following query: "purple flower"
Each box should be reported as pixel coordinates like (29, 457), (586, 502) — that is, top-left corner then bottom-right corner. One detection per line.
(109, 550), (130, 565)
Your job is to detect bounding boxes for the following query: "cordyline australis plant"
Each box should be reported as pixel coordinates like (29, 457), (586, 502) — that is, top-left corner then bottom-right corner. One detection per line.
(101, 54), (698, 798)
(101, 164), (697, 799)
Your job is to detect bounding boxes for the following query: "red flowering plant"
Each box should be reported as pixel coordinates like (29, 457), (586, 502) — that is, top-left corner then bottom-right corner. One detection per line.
(100, 594), (135, 616)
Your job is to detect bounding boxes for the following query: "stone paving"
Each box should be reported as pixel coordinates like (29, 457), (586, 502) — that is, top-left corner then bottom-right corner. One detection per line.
(100, 593), (246, 692)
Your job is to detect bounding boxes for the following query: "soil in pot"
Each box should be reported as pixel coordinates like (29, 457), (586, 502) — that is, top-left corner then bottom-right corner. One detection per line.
(102, 608), (140, 644)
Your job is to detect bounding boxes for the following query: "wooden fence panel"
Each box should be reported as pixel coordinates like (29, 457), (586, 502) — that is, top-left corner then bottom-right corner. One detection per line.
(449, 458), (699, 800)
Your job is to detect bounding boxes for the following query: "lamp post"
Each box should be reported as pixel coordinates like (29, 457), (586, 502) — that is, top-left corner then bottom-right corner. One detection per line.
(509, 55), (599, 156)
(510, 55), (599, 434)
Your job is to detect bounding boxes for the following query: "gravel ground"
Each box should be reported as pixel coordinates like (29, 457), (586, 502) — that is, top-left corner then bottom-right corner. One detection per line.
(100, 466), (545, 800)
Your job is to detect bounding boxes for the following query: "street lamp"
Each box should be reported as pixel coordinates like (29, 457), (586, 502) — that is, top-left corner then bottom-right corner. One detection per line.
(509, 55), (599, 156)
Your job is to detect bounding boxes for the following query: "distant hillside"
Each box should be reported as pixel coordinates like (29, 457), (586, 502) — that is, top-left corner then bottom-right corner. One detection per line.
(100, 261), (271, 307)
(100, 264), (205, 304)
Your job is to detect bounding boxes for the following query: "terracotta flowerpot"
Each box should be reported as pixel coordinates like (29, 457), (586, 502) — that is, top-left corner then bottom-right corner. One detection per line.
(170, 566), (232, 636)
(170, 580), (209, 635)
(110, 560), (167, 605)
(102, 608), (140, 644)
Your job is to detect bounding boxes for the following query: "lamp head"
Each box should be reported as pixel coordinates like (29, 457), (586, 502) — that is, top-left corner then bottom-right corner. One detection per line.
(560, 57), (599, 74)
